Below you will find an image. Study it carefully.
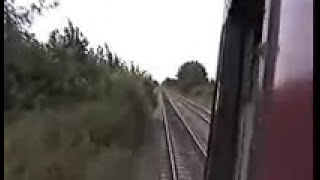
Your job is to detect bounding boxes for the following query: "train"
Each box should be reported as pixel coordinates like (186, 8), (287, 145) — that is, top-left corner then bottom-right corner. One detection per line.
(204, 0), (313, 180)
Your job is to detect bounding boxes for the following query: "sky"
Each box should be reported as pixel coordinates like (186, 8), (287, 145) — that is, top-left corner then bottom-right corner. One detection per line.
(17, 0), (225, 82)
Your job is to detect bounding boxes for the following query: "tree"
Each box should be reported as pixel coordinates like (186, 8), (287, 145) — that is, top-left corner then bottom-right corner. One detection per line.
(104, 43), (113, 66)
(4, 0), (58, 43)
(47, 19), (89, 62)
(4, 0), (58, 109)
(209, 78), (215, 85)
(176, 60), (208, 86)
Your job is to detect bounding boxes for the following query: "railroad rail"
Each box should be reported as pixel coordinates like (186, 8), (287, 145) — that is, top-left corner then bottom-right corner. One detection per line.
(178, 98), (211, 124)
(159, 91), (178, 180)
(159, 89), (211, 180)
(177, 94), (211, 115)
(165, 90), (212, 123)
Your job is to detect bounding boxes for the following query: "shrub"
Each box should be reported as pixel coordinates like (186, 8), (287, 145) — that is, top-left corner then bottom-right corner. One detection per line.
(4, 78), (155, 180)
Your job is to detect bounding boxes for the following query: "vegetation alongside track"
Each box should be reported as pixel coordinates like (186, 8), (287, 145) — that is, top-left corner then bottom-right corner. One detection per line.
(4, 1), (157, 179)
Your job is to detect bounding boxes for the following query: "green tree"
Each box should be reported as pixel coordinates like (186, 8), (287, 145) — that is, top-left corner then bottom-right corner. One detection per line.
(176, 60), (208, 86)
(4, 0), (58, 109)
(47, 19), (89, 62)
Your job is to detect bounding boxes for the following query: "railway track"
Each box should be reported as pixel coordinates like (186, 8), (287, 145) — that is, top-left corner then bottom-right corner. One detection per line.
(159, 89), (211, 180)
(177, 94), (211, 116)
(177, 97), (211, 124)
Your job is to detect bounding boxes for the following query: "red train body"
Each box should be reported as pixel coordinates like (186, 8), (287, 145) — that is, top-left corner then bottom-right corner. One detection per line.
(205, 0), (313, 180)
(260, 0), (313, 179)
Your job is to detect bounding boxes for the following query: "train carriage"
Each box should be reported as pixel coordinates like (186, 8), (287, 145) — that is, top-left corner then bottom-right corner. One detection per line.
(205, 0), (313, 180)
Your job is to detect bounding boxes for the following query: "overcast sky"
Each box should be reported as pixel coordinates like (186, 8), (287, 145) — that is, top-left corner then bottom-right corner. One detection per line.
(18, 0), (224, 82)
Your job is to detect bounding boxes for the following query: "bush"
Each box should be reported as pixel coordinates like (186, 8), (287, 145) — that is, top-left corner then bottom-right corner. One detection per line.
(4, 2), (158, 179)
(4, 76), (154, 180)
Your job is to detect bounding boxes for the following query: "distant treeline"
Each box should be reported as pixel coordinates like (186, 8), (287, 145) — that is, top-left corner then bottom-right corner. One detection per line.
(163, 60), (215, 91)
